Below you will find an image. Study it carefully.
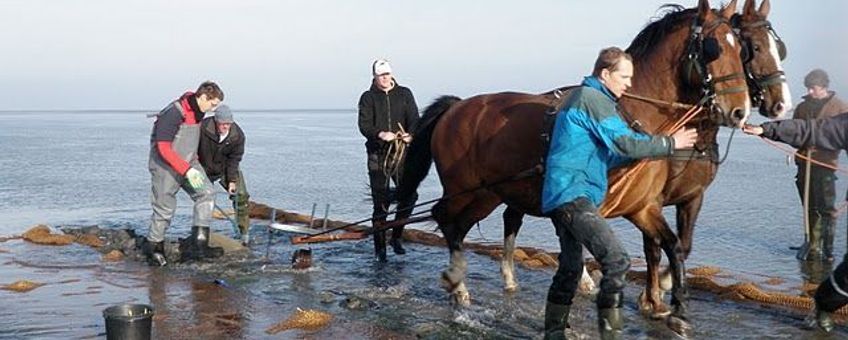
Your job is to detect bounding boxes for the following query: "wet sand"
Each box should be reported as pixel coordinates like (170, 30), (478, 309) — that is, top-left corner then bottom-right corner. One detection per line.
(2, 222), (848, 339)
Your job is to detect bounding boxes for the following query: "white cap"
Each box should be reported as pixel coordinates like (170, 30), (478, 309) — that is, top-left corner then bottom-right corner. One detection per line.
(372, 59), (392, 76)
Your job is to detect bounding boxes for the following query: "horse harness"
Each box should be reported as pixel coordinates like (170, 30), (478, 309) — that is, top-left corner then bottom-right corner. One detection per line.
(680, 15), (748, 121)
(730, 14), (788, 108)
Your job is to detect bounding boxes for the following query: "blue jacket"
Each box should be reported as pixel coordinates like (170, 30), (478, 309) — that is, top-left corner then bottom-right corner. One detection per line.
(541, 76), (673, 213)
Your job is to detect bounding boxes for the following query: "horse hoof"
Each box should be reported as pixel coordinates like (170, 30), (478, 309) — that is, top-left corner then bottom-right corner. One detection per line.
(440, 272), (457, 293)
(638, 291), (671, 319)
(667, 315), (693, 338)
(452, 291), (471, 307)
(503, 283), (518, 293)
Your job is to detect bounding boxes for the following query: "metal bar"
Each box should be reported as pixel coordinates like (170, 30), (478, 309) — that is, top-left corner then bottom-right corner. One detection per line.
(308, 203), (317, 228)
(322, 204), (330, 229)
(266, 208), (275, 259)
(214, 202), (240, 236)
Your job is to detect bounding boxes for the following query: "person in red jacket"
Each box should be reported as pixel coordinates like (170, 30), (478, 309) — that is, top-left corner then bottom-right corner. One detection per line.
(146, 81), (225, 266)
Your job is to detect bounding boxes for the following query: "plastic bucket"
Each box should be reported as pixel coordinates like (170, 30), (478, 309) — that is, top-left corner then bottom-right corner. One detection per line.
(103, 304), (154, 340)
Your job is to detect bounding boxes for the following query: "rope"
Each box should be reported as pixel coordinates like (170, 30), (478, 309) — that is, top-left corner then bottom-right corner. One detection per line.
(298, 166), (543, 240)
(382, 123), (409, 183)
(757, 137), (848, 215)
(758, 137), (848, 175)
(622, 92), (695, 111)
(602, 105), (705, 214)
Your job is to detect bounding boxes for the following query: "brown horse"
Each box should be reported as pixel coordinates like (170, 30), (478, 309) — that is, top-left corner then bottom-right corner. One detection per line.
(397, 0), (749, 336)
(735, 0), (791, 118)
(497, 0), (792, 322)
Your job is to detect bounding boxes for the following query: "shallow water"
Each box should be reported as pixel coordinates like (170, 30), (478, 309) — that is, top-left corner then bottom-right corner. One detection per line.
(2, 110), (848, 338)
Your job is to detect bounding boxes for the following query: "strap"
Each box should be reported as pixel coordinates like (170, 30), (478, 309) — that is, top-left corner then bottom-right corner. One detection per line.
(828, 273), (848, 299)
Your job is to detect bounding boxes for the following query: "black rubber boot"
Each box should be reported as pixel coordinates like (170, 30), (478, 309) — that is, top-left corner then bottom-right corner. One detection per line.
(543, 302), (571, 340)
(199, 226), (224, 258)
(804, 308), (835, 332)
(799, 215), (824, 261)
(181, 226), (223, 262)
(822, 216), (835, 263)
(373, 220), (387, 262)
(597, 292), (624, 340)
(598, 307), (623, 340)
(145, 240), (168, 267)
(235, 193), (251, 246)
(390, 226), (406, 255)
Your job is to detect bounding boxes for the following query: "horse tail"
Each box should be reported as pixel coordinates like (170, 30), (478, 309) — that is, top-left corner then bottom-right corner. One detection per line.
(397, 95), (462, 203)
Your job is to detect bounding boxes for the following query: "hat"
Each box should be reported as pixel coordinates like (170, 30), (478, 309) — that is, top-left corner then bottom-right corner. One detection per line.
(804, 69), (830, 88)
(213, 105), (234, 123)
(372, 59), (392, 76)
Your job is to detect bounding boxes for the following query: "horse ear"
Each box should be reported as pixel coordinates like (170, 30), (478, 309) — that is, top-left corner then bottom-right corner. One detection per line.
(697, 0), (712, 21)
(758, 0), (771, 17)
(720, 0), (738, 20)
(742, 0), (756, 16)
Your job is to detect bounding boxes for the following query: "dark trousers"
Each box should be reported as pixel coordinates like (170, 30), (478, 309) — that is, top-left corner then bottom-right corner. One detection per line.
(547, 197), (630, 308)
(795, 164), (837, 256)
(367, 152), (418, 234)
(212, 171), (251, 235)
(795, 164), (837, 223)
(815, 255), (848, 312)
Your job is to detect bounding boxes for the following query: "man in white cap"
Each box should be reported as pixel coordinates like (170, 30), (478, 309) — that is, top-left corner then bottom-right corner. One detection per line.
(198, 104), (251, 245)
(357, 59), (420, 262)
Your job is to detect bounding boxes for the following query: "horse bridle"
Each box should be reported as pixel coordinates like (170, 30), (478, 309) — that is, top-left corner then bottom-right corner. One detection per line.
(681, 15), (748, 121)
(731, 15), (788, 108)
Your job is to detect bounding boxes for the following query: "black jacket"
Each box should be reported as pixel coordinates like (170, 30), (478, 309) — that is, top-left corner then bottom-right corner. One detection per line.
(198, 117), (245, 183)
(358, 81), (419, 153)
(761, 112), (848, 153)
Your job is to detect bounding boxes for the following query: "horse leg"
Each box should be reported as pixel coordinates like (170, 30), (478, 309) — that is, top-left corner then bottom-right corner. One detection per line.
(501, 206), (523, 292)
(675, 195), (704, 264)
(658, 227), (692, 337)
(437, 193), (501, 307)
(638, 233), (671, 319)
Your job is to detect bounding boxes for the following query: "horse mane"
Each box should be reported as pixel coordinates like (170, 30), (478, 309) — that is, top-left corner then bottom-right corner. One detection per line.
(626, 4), (696, 60)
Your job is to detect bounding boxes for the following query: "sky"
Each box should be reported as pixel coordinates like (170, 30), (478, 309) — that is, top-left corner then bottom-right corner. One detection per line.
(0, 0), (845, 110)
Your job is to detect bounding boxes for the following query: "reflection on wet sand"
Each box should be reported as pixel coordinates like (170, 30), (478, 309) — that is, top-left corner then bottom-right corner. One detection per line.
(2, 221), (848, 338)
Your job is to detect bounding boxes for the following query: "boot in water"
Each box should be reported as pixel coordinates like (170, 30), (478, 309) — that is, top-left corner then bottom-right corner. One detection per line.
(390, 226), (406, 255)
(543, 302), (570, 340)
(181, 226), (223, 262)
(144, 240), (167, 266)
(598, 307), (623, 340)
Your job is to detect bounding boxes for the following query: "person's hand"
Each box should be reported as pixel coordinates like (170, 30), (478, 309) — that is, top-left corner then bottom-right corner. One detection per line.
(227, 182), (237, 195)
(378, 131), (397, 141)
(401, 132), (413, 144)
(185, 168), (206, 190)
(671, 128), (698, 150)
(742, 124), (764, 136)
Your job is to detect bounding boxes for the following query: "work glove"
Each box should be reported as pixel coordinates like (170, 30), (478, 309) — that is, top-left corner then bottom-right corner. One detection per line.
(185, 168), (206, 190)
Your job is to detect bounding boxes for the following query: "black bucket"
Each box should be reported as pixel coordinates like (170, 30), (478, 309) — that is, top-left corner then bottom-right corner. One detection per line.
(103, 304), (154, 340)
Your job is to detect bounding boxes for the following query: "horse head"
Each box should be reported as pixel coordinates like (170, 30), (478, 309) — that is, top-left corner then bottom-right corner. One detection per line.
(733, 0), (791, 118)
(683, 0), (751, 127)
(627, 0), (751, 128)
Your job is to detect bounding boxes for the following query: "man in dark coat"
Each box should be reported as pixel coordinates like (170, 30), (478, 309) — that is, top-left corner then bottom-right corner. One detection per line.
(357, 59), (420, 262)
(198, 105), (251, 245)
(791, 69), (848, 262)
(744, 109), (848, 333)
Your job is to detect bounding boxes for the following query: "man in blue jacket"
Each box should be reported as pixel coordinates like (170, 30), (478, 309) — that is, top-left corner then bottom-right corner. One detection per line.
(542, 47), (697, 339)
